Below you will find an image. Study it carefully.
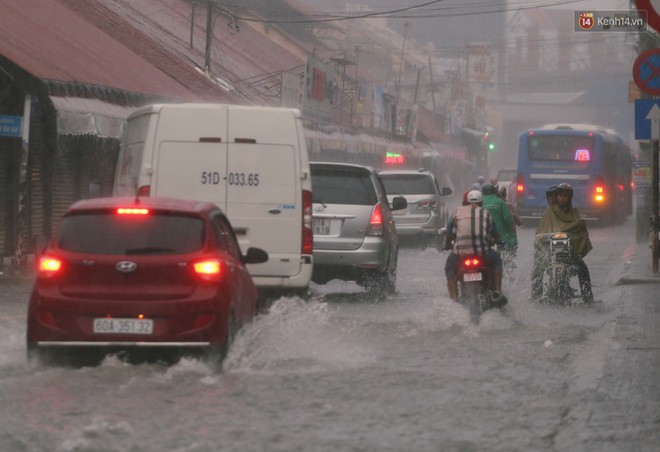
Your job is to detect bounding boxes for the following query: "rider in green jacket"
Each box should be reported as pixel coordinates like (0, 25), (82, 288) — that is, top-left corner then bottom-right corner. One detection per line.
(481, 183), (516, 261)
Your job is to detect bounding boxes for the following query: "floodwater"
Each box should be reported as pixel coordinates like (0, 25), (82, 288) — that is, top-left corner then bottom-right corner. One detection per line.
(0, 220), (652, 451)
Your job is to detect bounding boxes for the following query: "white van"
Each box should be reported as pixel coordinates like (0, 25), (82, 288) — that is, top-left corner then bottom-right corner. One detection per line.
(113, 103), (313, 293)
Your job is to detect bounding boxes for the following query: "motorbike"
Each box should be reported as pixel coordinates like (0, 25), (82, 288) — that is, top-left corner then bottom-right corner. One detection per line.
(537, 232), (579, 305)
(456, 254), (507, 323)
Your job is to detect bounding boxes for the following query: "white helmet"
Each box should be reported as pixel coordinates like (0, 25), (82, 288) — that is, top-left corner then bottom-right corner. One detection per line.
(467, 190), (482, 203)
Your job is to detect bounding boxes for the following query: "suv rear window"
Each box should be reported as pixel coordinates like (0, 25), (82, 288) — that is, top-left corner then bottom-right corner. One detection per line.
(58, 212), (204, 255)
(311, 167), (377, 205)
(380, 174), (435, 195)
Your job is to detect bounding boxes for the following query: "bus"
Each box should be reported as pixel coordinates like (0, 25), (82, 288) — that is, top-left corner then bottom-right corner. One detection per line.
(515, 123), (633, 223)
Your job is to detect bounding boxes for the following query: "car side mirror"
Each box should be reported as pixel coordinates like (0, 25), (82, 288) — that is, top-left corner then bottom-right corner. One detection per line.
(440, 187), (453, 196)
(243, 247), (269, 264)
(391, 196), (407, 211)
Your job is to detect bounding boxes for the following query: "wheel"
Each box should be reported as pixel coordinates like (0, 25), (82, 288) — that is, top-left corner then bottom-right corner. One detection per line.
(459, 282), (483, 324)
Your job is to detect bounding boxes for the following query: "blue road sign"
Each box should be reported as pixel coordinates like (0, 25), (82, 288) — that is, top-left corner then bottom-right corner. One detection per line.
(635, 98), (660, 140)
(0, 114), (22, 137)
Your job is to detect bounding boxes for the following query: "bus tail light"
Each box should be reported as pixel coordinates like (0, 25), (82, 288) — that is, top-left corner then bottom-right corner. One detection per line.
(594, 177), (605, 203)
(516, 174), (524, 195)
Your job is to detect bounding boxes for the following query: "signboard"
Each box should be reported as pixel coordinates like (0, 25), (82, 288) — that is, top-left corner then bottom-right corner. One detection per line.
(635, 98), (660, 139)
(467, 42), (496, 85)
(633, 47), (660, 95)
(302, 56), (335, 124)
(0, 114), (22, 137)
(635, 0), (660, 32)
(633, 161), (652, 188)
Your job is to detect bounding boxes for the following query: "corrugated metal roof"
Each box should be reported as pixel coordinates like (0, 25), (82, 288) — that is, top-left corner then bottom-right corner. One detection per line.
(0, 0), (306, 105)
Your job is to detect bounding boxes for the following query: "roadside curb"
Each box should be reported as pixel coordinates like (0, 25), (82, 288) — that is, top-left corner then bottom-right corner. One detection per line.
(614, 276), (660, 286)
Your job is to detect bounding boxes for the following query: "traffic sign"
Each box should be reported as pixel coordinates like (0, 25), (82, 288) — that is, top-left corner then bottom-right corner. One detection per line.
(0, 114), (22, 137)
(635, 0), (660, 32)
(635, 99), (660, 140)
(633, 47), (660, 96)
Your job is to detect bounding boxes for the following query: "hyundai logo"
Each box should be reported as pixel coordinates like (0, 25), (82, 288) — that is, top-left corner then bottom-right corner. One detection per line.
(116, 261), (138, 273)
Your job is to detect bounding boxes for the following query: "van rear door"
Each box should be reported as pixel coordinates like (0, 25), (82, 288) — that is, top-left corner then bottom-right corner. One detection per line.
(152, 106), (229, 206)
(225, 107), (303, 278)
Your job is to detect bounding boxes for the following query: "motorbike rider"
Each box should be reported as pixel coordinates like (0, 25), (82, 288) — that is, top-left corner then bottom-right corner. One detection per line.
(444, 189), (504, 303)
(481, 183), (516, 261)
(531, 183), (595, 303)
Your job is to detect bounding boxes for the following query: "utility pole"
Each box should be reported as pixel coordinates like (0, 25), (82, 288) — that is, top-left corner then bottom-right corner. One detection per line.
(395, 21), (409, 106)
(204, 0), (213, 73)
(428, 55), (436, 111)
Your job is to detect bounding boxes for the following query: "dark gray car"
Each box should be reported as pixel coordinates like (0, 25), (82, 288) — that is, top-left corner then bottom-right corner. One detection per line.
(310, 162), (406, 294)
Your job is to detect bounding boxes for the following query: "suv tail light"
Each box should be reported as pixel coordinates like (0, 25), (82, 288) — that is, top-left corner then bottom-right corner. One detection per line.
(193, 259), (223, 283)
(302, 189), (313, 254)
(37, 256), (63, 278)
(417, 199), (438, 211)
(366, 203), (384, 236)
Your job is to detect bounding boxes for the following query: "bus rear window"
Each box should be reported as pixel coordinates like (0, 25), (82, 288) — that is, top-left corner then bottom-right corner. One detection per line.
(527, 135), (594, 162)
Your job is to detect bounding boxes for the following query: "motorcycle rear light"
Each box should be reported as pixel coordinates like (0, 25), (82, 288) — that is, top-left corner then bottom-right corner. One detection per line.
(366, 203), (384, 236)
(37, 256), (63, 278)
(463, 258), (480, 267)
(302, 189), (313, 254)
(193, 259), (223, 282)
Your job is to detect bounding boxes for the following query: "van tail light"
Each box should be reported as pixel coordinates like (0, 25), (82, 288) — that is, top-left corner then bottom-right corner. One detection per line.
(37, 256), (63, 278)
(137, 185), (151, 196)
(302, 189), (313, 255)
(594, 176), (605, 203)
(193, 259), (223, 283)
(366, 203), (384, 236)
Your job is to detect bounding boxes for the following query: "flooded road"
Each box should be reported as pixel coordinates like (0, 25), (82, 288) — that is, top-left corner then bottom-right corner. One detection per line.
(1, 219), (657, 451)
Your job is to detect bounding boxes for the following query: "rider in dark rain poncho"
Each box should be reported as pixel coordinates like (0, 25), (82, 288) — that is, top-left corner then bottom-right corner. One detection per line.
(531, 183), (595, 304)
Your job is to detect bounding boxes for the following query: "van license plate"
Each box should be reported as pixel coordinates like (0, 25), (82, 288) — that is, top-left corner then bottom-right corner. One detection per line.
(463, 273), (482, 282)
(313, 218), (331, 235)
(93, 318), (154, 334)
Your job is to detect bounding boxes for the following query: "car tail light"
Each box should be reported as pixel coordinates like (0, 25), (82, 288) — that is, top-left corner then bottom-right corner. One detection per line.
(117, 208), (150, 215)
(366, 203), (384, 236)
(193, 259), (223, 283)
(417, 199), (438, 211)
(37, 256), (63, 278)
(302, 189), (313, 255)
(137, 185), (151, 196)
(594, 177), (605, 203)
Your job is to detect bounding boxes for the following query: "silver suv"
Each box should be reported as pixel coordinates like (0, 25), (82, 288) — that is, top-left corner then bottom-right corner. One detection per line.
(378, 169), (453, 247)
(310, 162), (407, 294)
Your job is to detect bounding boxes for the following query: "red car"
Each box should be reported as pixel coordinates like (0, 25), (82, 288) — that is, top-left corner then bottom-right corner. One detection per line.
(26, 197), (267, 367)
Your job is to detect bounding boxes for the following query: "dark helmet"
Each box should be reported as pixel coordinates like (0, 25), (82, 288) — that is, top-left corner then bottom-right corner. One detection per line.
(555, 182), (573, 200)
(481, 183), (497, 195)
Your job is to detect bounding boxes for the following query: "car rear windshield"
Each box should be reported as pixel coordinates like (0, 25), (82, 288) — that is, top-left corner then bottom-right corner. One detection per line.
(311, 167), (378, 205)
(380, 174), (435, 195)
(58, 212), (205, 255)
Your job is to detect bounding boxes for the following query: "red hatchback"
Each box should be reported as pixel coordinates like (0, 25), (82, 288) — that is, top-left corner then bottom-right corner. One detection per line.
(26, 197), (267, 367)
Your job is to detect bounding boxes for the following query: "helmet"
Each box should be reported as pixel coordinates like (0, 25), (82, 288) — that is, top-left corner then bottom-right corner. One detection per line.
(556, 182), (573, 200)
(467, 190), (483, 203)
(481, 183), (497, 195)
(497, 184), (507, 196)
(545, 185), (558, 203)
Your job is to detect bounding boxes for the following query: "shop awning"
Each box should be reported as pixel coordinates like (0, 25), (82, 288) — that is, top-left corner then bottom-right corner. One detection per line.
(50, 97), (137, 138)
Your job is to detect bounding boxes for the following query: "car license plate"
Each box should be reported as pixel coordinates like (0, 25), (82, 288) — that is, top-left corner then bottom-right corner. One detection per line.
(93, 318), (154, 335)
(313, 218), (331, 235)
(463, 272), (483, 282)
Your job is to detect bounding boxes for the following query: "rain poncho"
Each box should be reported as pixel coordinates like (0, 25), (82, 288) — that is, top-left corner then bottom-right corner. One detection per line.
(535, 204), (592, 258)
